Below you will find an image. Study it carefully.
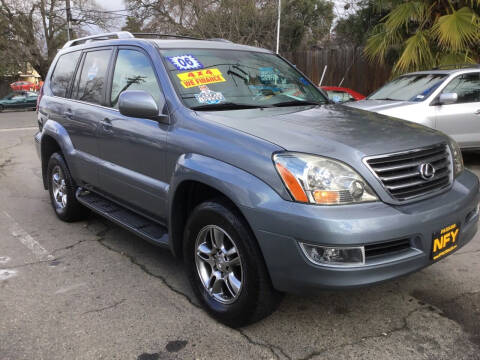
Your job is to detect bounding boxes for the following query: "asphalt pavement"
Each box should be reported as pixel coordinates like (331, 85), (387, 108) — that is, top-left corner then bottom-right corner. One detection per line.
(0, 110), (479, 360)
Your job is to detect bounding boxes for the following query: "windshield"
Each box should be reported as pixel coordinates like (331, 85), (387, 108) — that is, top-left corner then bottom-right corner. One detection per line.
(160, 49), (327, 110)
(368, 74), (447, 102)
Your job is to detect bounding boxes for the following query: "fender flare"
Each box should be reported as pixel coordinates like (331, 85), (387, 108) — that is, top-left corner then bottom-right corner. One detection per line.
(167, 153), (282, 256)
(39, 120), (76, 188)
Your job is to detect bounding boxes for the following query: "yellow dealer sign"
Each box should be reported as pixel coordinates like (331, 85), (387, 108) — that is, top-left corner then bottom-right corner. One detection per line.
(177, 68), (226, 88)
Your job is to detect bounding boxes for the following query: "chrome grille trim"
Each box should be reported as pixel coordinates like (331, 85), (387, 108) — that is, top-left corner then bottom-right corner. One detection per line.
(364, 143), (453, 202)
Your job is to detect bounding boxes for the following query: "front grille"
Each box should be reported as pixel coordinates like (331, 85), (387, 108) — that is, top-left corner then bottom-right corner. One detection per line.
(365, 144), (452, 201)
(365, 238), (411, 259)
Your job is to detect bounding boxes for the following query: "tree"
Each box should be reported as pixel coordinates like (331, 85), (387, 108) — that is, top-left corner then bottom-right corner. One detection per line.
(364, 0), (480, 74)
(280, 0), (334, 51)
(0, 0), (112, 79)
(334, 0), (388, 46)
(123, 0), (334, 52)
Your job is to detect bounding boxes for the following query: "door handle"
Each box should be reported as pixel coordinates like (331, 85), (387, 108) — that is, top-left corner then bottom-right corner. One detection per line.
(101, 118), (113, 133)
(64, 109), (73, 118)
(475, 109), (480, 115)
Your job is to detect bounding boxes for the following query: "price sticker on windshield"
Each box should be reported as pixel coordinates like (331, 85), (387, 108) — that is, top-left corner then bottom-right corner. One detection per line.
(177, 68), (226, 88)
(167, 54), (203, 71)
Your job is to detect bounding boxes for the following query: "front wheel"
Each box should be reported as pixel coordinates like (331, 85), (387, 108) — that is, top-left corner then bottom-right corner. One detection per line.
(184, 199), (281, 327)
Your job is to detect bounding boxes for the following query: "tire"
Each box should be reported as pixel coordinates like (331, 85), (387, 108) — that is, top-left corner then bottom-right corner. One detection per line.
(184, 199), (282, 327)
(47, 152), (88, 222)
(0, 105), (4, 112)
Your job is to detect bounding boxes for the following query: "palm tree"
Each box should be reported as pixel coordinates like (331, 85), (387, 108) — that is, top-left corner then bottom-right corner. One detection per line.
(364, 0), (480, 75)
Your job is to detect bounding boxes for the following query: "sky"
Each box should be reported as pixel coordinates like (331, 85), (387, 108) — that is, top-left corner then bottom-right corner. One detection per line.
(100, 0), (125, 11)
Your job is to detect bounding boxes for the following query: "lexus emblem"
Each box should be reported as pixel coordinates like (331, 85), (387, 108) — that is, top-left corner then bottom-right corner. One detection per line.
(419, 163), (436, 180)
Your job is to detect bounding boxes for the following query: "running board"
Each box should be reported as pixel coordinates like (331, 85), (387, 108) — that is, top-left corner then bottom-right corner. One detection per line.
(76, 189), (169, 248)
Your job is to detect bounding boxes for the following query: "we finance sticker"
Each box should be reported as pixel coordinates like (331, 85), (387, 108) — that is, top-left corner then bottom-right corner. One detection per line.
(177, 68), (226, 88)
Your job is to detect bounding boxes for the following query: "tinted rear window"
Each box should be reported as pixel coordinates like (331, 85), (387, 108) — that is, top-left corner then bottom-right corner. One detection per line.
(72, 49), (112, 105)
(50, 51), (81, 97)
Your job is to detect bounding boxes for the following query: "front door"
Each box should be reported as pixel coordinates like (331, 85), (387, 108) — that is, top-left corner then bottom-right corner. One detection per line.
(97, 47), (169, 221)
(435, 72), (480, 149)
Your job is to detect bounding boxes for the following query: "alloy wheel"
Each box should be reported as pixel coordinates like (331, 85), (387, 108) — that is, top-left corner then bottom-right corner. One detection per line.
(51, 165), (67, 209)
(195, 225), (243, 304)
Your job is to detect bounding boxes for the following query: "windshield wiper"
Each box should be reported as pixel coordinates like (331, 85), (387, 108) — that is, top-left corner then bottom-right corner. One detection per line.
(369, 97), (400, 101)
(272, 100), (322, 107)
(190, 102), (271, 111)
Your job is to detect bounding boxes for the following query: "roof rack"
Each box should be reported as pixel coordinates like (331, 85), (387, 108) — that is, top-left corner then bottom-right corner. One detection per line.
(131, 33), (202, 40)
(207, 38), (232, 43)
(433, 63), (480, 70)
(62, 31), (234, 49)
(62, 31), (134, 48)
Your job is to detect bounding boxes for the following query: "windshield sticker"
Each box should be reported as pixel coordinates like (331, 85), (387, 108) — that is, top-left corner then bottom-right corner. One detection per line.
(299, 77), (309, 86)
(167, 55), (203, 71)
(194, 85), (225, 104)
(259, 67), (279, 83)
(177, 68), (226, 88)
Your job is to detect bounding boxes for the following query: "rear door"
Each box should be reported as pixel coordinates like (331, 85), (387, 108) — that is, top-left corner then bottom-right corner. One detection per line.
(63, 47), (113, 187)
(435, 72), (480, 148)
(96, 46), (169, 221)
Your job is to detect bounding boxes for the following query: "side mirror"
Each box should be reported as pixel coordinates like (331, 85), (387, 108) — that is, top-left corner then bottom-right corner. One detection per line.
(438, 92), (458, 105)
(118, 90), (168, 122)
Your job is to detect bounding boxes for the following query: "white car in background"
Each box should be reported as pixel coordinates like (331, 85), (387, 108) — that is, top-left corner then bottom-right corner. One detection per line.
(346, 66), (480, 149)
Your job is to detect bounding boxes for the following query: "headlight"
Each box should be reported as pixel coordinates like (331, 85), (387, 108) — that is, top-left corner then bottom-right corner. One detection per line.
(448, 138), (463, 177)
(273, 152), (378, 205)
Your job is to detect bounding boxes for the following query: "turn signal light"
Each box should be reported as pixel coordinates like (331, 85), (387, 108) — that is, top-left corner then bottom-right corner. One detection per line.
(275, 163), (308, 202)
(313, 190), (339, 204)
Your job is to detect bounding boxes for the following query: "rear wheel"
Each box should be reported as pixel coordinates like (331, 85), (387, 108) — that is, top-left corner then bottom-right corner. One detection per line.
(47, 152), (88, 222)
(184, 199), (282, 327)
(0, 105), (4, 112)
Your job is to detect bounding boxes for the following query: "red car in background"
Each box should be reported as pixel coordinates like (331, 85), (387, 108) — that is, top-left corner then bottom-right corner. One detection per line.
(10, 81), (41, 92)
(321, 86), (365, 103)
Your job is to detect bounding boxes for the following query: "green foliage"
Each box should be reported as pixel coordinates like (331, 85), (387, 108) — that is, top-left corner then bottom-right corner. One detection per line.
(364, 0), (480, 75)
(280, 0), (334, 51)
(334, 0), (388, 46)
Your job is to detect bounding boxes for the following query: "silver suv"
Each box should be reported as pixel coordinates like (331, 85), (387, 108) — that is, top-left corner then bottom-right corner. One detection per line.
(346, 67), (480, 149)
(35, 33), (479, 327)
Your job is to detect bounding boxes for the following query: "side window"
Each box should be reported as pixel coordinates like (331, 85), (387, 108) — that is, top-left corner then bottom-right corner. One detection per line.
(442, 73), (480, 104)
(73, 49), (112, 105)
(110, 49), (162, 108)
(50, 51), (81, 97)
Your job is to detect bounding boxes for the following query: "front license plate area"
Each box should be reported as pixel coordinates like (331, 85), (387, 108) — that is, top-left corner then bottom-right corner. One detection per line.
(431, 223), (460, 261)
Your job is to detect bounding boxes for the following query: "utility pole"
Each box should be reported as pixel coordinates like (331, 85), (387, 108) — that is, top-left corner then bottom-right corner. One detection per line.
(66, 0), (72, 41)
(276, 0), (281, 54)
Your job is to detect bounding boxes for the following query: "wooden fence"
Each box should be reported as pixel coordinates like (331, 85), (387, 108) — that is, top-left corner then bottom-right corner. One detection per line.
(284, 46), (392, 96)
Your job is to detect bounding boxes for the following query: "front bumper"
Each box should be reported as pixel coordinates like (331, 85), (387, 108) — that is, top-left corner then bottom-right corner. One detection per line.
(242, 170), (479, 293)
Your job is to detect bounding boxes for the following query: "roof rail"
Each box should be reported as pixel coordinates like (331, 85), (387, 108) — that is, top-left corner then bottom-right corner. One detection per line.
(207, 38), (232, 43)
(62, 31), (134, 48)
(62, 31), (235, 49)
(433, 63), (480, 70)
(132, 33), (202, 40)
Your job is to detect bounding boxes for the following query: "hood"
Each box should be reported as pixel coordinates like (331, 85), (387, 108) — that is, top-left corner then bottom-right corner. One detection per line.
(345, 99), (414, 112)
(197, 104), (446, 159)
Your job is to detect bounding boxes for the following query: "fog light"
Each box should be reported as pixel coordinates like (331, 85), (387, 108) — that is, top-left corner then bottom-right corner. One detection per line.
(299, 243), (365, 266)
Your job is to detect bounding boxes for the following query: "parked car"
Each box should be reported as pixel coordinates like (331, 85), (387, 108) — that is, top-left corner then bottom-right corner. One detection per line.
(346, 67), (480, 149)
(10, 81), (40, 92)
(35, 32), (479, 327)
(321, 86), (365, 103)
(0, 91), (38, 111)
